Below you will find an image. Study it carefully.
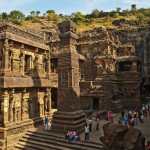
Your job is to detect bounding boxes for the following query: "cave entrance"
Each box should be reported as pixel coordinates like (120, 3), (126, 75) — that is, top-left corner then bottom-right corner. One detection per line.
(51, 88), (57, 109)
(93, 98), (99, 110)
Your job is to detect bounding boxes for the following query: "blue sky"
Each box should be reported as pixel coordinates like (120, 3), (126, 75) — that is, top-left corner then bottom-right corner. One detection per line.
(0, 0), (150, 15)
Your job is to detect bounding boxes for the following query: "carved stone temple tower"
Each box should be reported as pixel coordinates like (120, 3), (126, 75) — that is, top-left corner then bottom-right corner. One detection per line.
(51, 20), (85, 133)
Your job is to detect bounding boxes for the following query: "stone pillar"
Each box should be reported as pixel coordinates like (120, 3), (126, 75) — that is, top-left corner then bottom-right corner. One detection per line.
(37, 92), (44, 117)
(2, 90), (9, 126)
(21, 88), (26, 121)
(3, 39), (9, 72)
(20, 45), (25, 75)
(51, 20), (85, 133)
(9, 89), (15, 123)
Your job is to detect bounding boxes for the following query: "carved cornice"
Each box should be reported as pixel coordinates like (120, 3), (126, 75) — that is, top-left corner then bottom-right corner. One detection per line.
(0, 32), (50, 50)
(0, 23), (50, 50)
(0, 23), (43, 42)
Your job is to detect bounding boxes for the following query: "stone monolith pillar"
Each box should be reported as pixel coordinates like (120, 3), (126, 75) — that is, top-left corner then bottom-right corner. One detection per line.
(51, 20), (85, 133)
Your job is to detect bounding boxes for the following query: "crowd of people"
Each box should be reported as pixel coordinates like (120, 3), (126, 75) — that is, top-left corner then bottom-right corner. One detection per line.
(118, 104), (150, 127)
(65, 131), (80, 142)
(43, 103), (150, 148)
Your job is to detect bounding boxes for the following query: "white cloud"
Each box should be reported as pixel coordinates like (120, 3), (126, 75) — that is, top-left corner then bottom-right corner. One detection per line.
(0, 0), (36, 12)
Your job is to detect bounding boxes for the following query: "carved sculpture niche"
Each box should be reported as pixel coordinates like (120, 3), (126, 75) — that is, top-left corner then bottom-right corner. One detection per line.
(94, 56), (116, 80)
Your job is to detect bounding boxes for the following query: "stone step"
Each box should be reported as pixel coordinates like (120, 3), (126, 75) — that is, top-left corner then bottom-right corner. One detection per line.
(27, 130), (104, 149)
(15, 141), (59, 150)
(15, 142), (40, 150)
(22, 134), (86, 150)
(19, 138), (72, 150)
(28, 128), (103, 146)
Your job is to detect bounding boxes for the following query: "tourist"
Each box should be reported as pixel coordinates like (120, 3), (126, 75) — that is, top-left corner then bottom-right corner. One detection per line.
(108, 112), (113, 123)
(121, 110), (125, 119)
(133, 111), (138, 125)
(128, 111), (132, 120)
(85, 123), (89, 141)
(48, 120), (52, 131)
(87, 117), (93, 132)
(142, 104), (146, 117)
(128, 118), (132, 127)
(65, 132), (70, 141)
(138, 110), (144, 123)
(75, 133), (80, 142)
(146, 141), (150, 150)
(145, 104), (148, 116)
(131, 118), (135, 127)
(96, 111), (100, 120)
(44, 116), (48, 130)
(96, 118), (99, 130)
(65, 131), (77, 141)
(124, 114), (128, 126)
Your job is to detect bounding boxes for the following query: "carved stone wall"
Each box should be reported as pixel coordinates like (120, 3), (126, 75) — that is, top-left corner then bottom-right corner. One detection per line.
(109, 27), (150, 85)
(77, 26), (140, 110)
(0, 23), (52, 150)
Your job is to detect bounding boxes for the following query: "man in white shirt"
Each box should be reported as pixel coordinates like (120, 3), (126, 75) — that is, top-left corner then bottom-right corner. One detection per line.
(85, 124), (89, 141)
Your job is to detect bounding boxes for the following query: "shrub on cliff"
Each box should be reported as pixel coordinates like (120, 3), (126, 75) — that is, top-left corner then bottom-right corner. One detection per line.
(9, 10), (25, 25)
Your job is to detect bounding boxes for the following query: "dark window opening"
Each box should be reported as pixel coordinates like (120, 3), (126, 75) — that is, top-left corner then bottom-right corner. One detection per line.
(119, 61), (132, 72)
(93, 98), (99, 110)
(51, 88), (57, 109)
(51, 58), (58, 73)
(25, 55), (31, 75)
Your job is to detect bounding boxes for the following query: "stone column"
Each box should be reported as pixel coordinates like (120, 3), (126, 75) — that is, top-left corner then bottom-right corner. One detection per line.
(37, 92), (44, 117)
(21, 88), (26, 121)
(20, 45), (25, 75)
(2, 90), (9, 126)
(51, 20), (85, 133)
(3, 39), (9, 72)
(9, 89), (15, 123)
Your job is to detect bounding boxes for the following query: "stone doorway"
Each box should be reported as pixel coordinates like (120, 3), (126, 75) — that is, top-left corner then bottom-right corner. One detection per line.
(51, 88), (57, 109)
(93, 98), (99, 110)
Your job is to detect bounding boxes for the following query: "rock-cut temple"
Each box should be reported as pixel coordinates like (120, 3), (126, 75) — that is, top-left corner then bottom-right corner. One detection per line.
(0, 20), (146, 149)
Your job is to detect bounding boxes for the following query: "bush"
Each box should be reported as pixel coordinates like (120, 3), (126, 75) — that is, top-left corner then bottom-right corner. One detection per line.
(9, 10), (25, 25)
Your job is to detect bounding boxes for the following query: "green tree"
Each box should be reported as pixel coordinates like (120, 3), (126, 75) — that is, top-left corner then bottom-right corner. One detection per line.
(71, 12), (86, 24)
(131, 4), (137, 15)
(137, 12), (146, 25)
(131, 4), (137, 10)
(26, 11), (41, 21)
(91, 9), (100, 18)
(1, 12), (9, 21)
(47, 12), (61, 23)
(9, 10), (25, 25)
(30, 11), (41, 17)
(46, 10), (55, 15)
(116, 7), (121, 13)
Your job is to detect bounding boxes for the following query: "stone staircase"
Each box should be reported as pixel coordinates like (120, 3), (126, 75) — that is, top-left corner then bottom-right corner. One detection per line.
(14, 128), (105, 150)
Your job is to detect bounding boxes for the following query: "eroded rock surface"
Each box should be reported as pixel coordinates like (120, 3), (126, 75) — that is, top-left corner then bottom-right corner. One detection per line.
(100, 123), (145, 150)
